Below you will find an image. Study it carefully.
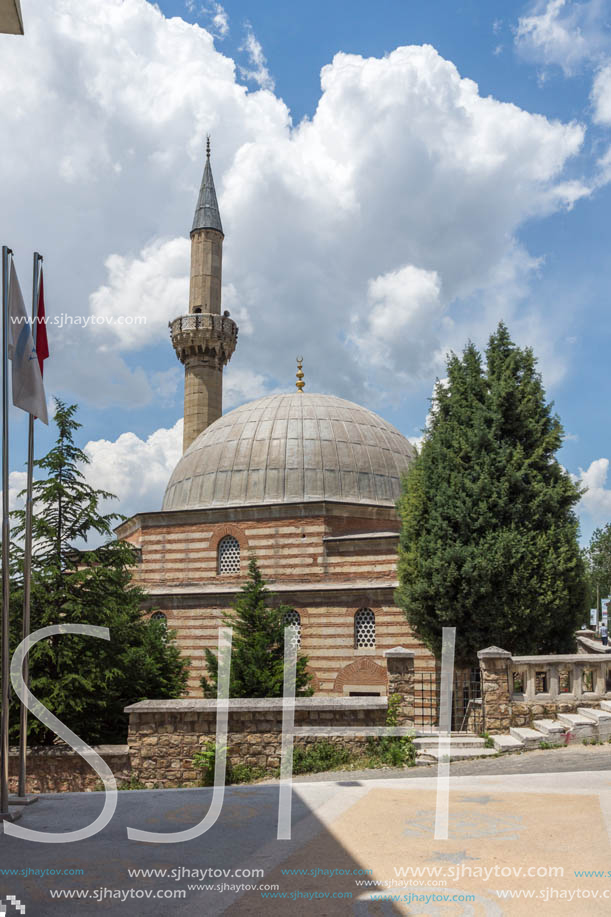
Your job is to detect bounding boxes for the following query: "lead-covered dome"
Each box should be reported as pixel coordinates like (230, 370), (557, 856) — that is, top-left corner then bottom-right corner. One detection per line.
(162, 393), (416, 511)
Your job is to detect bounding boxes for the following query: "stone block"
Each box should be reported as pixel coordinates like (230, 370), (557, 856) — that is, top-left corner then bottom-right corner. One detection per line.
(556, 713), (597, 742)
(509, 727), (544, 749)
(491, 734), (524, 753)
(578, 707), (611, 739)
(532, 719), (567, 740)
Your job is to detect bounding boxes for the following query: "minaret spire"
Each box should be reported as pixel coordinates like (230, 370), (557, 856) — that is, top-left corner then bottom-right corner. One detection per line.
(192, 136), (223, 235)
(170, 139), (238, 452)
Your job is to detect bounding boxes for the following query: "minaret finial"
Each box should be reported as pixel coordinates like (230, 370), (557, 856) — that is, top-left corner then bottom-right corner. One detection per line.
(296, 356), (305, 393)
(206, 135), (211, 159)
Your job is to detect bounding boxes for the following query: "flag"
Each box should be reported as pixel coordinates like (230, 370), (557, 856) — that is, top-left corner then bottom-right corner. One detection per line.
(35, 268), (49, 376)
(7, 260), (48, 424)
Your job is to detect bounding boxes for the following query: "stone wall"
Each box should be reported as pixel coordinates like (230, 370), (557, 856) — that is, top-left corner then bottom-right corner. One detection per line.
(5, 650), (418, 794)
(126, 697), (389, 788)
(7, 745), (130, 795)
(478, 647), (513, 733)
(478, 646), (611, 732)
(384, 648), (415, 725)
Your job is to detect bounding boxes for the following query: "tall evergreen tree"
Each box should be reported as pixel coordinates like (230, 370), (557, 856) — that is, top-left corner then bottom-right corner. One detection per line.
(201, 557), (313, 698)
(8, 400), (189, 745)
(396, 323), (587, 664)
(585, 524), (611, 611)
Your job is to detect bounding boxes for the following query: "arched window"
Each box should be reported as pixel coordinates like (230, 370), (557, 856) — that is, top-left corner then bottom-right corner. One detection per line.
(218, 535), (241, 575)
(355, 608), (375, 648)
(150, 611), (167, 640)
(283, 610), (301, 649)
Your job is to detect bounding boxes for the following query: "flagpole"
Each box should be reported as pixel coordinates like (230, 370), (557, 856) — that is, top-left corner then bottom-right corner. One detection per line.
(1, 245), (13, 820)
(15, 252), (42, 804)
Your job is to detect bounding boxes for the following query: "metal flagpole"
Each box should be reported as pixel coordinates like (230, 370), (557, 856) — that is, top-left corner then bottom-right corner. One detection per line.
(14, 253), (42, 805)
(0, 245), (20, 823)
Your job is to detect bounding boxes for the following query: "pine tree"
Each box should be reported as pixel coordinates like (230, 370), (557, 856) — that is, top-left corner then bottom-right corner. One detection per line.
(396, 323), (587, 664)
(201, 557), (313, 698)
(8, 400), (189, 745)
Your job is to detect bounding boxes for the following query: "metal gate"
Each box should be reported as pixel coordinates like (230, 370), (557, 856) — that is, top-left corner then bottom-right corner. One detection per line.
(413, 667), (482, 733)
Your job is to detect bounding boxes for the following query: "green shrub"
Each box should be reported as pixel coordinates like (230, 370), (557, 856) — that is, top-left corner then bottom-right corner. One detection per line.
(362, 692), (418, 767)
(117, 777), (149, 790)
(292, 741), (352, 775)
(229, 764), (268, 784)
(193, 741), (271, 785)
(193, 739), (225, 786)
(365, 735), (417, 767)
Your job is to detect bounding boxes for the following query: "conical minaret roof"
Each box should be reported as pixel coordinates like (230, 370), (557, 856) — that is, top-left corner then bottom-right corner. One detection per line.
(191, 137), (223, 235)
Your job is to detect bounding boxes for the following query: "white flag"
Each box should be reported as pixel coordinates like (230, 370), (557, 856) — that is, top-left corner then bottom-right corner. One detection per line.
(7, 261), (48, 424)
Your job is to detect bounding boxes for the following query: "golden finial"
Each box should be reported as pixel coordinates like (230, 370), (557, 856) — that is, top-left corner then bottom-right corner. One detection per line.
(296, 356), (305, 393)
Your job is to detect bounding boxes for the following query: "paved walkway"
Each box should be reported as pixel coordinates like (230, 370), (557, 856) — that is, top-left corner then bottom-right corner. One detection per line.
(1, 760), (611, 915)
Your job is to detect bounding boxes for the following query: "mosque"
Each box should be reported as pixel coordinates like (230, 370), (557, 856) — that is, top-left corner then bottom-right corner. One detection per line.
(116, 143), (436, 698)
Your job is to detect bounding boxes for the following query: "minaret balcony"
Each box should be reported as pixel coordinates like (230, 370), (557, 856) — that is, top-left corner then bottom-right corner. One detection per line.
(169, 312), (238, 367)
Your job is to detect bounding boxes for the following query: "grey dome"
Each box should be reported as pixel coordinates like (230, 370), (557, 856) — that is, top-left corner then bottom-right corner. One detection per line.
(162, 393), (416, 511)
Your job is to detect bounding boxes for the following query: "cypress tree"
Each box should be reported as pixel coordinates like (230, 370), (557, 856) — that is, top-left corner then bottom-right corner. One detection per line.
(201, 557), (313, 698)
(396, 323), (587, 664)
(8, 399), (189, 745)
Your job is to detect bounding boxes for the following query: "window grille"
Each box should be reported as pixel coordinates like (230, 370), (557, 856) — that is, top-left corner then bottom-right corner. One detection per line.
(151, 612), (167, 626)
(218, 535), (240, 574)
(355, 608), (375, 648)
(284, 610), (301, 649)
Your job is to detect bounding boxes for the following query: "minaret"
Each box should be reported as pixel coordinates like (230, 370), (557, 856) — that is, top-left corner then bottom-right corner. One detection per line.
(170, 139), (238, 452)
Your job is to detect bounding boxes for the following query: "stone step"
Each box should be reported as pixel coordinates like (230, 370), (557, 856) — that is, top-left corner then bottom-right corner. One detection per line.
(600, 700), (611, 713)
(578, 707), (611, 739)
(420, 747), (498, 762)
(490, 734), (524, 753)
(509, 727), (545, 749)
(414, 736), (485, 750)
(532, 719), (567, 739)
(556, 713), (597, 741)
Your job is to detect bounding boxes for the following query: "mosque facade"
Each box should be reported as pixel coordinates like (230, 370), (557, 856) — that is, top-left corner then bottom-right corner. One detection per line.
(116, 144), (436, 699)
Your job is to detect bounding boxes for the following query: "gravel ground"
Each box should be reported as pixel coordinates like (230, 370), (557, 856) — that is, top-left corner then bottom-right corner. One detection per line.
(259, 742), (611, 784)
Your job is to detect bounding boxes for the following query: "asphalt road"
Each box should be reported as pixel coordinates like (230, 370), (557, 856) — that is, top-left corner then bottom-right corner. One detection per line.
(1, 746), (610, 916)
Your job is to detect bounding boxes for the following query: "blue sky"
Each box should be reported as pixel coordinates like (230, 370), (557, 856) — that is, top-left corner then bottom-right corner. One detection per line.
(1, 0), (611, 541)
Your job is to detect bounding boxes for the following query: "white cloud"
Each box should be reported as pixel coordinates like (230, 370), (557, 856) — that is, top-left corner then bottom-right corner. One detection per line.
(207, 2), (229, 38)
(0, 2), (597, 419)
(83, 419), (183, 518)
(350, 265), (445, 383)
(1, 471), (28, 515)
(239, 24), (275, 90)
(515, 0), (610, 76)
(223, 367), (282, 408)
(89, 237), (190, 350)
(185, 2), (229, 38)
(592, 61), (611, 123)
(0, 0), (290, 407)
(572, 458), (611, 520)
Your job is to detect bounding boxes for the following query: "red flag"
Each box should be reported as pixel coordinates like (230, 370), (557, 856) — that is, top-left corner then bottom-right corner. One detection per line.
(35, 269), (49, 376)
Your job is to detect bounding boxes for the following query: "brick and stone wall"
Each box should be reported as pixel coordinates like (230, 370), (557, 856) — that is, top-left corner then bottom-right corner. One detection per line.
(125, 697), (389, 788)
(116, 502), (436, 698)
